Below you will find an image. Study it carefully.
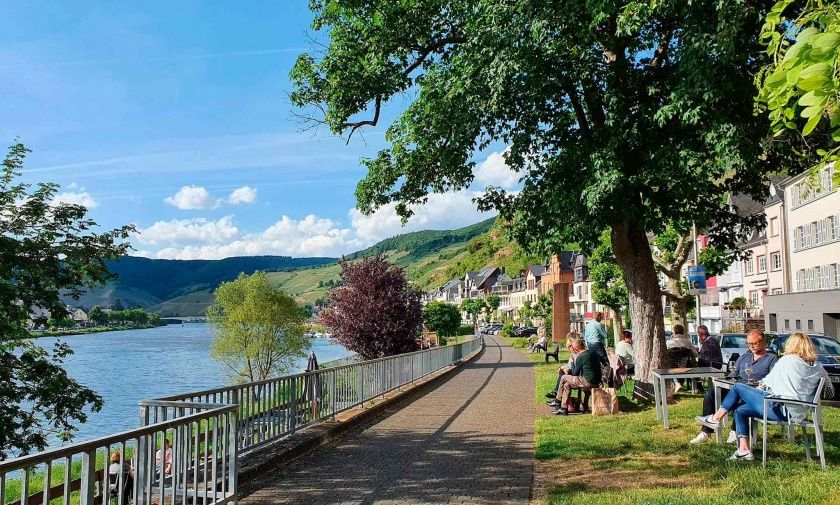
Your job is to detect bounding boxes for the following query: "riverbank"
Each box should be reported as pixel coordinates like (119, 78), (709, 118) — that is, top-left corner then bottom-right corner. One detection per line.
(28, 323), (162, 338)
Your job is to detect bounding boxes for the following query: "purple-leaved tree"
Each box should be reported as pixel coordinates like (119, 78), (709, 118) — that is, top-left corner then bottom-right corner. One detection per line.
(320, 255), (422, 359)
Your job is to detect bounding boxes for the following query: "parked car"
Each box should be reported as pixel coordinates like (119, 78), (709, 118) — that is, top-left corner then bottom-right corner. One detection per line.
(719, 333), (749, 364)
(768, 333), (840, 400)
(482, 324), (502, 335)
(513, 326), (538, 337)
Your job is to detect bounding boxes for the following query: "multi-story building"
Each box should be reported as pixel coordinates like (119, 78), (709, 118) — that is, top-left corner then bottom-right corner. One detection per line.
(539, 252), (575, 296)
(741, 178), (788, 321)
(765, 165), (840, 337)
(523, 265), (545, 304)
(568, 252), (608, 331)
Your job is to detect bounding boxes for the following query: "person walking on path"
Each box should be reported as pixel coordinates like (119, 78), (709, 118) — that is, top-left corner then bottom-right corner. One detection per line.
(584, 312), (609, 365)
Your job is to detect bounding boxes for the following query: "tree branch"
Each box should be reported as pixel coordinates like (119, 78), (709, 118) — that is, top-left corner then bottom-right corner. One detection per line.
(566, 85), (590, 138)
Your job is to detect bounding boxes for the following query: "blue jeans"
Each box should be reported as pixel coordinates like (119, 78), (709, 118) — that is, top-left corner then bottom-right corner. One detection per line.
(720, 383), (786, 438)
(586, 341), (609, 366)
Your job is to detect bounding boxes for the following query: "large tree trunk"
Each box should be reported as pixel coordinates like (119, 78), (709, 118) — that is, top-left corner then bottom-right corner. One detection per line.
(610, 308), (623, 343)
(666, 277), (689, 331)
(611, 221), (666, 383)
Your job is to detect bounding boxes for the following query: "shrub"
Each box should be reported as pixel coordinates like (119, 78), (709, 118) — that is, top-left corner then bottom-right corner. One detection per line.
(501, 321), (514, 337)
(457, 324), (475, 336)
(511, 338), (528, 349)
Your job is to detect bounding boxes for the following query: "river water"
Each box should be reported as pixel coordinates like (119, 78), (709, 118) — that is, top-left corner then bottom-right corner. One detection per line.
(35, 323), (350, 445)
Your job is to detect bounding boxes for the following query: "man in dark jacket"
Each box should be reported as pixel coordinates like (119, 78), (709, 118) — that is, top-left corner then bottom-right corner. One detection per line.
(697, 324), (723, 368)
(553, 334), (601, 415)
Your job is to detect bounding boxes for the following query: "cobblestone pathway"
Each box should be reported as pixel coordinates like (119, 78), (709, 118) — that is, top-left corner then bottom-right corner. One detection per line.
(240, 336), (536, 505)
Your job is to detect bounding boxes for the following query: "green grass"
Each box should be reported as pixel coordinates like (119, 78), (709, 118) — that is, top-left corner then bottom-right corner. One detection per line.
(502, 337), (840, 505)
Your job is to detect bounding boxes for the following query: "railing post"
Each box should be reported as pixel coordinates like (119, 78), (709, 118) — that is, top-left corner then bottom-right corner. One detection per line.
(228, 410), (238, 499)
(290, 379), (298, 432)
(136, 405), (150, 505)
(357, 366), (365, 408)
(330, 371), (337, 420)
(79, 449), (96, 505)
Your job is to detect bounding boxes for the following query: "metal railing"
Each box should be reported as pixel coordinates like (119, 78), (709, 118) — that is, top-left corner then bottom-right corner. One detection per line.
(0, 336), (482, 504)
(0, 402), (237, 505)
(158, 337), (482, 454)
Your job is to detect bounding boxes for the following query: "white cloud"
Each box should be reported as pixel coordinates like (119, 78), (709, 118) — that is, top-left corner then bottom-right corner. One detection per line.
(228, 186), (257, 205)
(135, 216), (240, 246)
(135, 183), (496, 260)
(164, 185), (218, 210)
(350, 190), (491, 243)
(473, 150), (519, 190)
(52, 190), (99, 209)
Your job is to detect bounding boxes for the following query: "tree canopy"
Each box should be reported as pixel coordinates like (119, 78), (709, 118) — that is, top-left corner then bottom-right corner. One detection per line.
(320, 255), (422, 359)
(292, 0), (794, 381)
(208, 272), (309, 383)
(422, 301), (461, 338)
(0, 143), (133, 458)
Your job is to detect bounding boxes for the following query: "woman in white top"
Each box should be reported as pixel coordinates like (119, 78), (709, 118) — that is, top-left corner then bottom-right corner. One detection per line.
(697, 332), (833, 462)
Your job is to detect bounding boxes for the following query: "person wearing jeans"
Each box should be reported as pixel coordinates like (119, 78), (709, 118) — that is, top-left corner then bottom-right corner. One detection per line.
(696, 332), (833, 462)
(583, 312), (609, 366)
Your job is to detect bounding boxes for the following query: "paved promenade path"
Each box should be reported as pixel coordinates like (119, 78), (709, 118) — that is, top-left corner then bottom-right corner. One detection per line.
(241, 336), (536, 505)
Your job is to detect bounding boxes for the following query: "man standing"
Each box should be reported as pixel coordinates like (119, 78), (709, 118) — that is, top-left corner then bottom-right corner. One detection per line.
(583, 311), (609, 365)
(689, 329), (777, 444)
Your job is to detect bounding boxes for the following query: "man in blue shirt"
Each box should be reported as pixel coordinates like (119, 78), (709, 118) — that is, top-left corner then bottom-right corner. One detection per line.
(690, 329), (778, 444)
(583, 312), (609, 366)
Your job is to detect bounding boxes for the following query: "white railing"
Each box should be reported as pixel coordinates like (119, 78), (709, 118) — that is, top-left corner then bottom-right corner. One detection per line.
(0, 402), (237, 505)
(0, 336), (482, 504)
(157, 337), (483, 454)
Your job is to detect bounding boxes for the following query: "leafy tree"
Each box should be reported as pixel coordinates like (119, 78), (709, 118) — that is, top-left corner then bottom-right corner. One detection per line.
(291, 1), (786, 382)
(759, 0), (840, 179)
(729, 296), (748, 311)
(422, 301), (461, 338)
(460, 298), (486, 328)
(1, 142), (132, 458)
(485, 294), (501, 320)
(651, 226), (696, 332)
(321, 255), (422, 359)
(208, 272), (309, 383)
(589, 230), (628, 339)
(519, 300), (534, 327)
(88, 305), (108, 326)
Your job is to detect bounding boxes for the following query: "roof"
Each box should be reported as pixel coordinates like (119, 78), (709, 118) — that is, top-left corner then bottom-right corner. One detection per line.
(526, 265), (546, 277)
(572, 252), (588, 268)
(441, 279), (462, 291)
(740, 229), (767, 249)
(729, 193), (765, 218)
(557, 251), (575, 272)
(475, 267), (500, 289)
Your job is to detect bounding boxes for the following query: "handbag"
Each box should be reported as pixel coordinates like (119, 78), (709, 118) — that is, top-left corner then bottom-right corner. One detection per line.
(590, 387), (620, 416)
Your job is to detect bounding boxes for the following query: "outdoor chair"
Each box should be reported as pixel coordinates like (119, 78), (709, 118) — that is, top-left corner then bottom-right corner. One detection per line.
(545, 344), (560, 363)
(752, 378), (827, 469)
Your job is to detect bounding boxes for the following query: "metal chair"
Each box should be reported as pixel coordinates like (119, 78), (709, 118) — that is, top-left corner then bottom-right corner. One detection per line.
(755, 378), (826, 469)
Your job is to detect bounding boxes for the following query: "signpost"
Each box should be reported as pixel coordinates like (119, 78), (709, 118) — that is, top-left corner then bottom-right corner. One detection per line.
(686, 265), (707, 295)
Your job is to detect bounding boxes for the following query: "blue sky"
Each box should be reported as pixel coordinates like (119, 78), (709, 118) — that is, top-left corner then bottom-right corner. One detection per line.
(2, 1), (514, 259)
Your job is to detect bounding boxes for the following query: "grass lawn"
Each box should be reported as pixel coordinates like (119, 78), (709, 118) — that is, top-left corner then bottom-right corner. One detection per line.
(502, 336), (840, 505)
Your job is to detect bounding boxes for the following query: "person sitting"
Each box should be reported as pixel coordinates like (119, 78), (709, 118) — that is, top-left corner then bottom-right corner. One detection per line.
(690, 329), (778, 444)
(156, 439), (173, 478)
(614, 330), (635, 375)
(553, 334), (602, 415)
(667, 324), (698, 355)
(695, 332), (834, 461)
(529, 327), (548, 353)
(546, 335), (579, 401)
(696, 324), (723, 368)
(108, 450), (134, 503)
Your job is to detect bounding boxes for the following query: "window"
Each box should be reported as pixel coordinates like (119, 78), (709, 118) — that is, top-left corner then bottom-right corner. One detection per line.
(819, 265), (830, 290)
(769, 217), (779, 237)
(757, 255), (767, 273)
(796, 269), (804, 291)
(795, 319), (801, 330)
(832, 214), (840, 241)
(770, 252), (782, 271)
(750, 290), (760, 308)
(836, 263), (840, 288)
(808, 320), (815, 331)
(793, 227), (802, 251)
(772, 288), (783, 295)
(784, 319), (790, 329)
(745, 259), (754, 275)
(817, 219), (828, 245)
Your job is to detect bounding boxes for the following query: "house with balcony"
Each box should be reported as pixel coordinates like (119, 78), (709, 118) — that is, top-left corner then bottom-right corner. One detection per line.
(765, 164), (840, 337)
(523, 265), (545, 305)
(462, 267), (501, 299)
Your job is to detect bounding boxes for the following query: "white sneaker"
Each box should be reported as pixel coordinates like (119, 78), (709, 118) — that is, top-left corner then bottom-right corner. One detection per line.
(690, 432), (710, 444)
(728, 449), (754, 461)
(695, 415), (720, 429)
(726, 430), (737, 444)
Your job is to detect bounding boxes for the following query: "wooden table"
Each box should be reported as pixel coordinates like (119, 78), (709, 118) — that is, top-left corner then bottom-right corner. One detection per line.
(652, 367), (726, 428)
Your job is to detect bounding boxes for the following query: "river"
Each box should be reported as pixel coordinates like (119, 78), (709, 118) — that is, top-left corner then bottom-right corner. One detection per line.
(36, 323), (351, 446)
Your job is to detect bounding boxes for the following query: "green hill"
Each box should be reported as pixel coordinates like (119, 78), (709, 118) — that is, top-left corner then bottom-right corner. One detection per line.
(265, 217), (544, 304)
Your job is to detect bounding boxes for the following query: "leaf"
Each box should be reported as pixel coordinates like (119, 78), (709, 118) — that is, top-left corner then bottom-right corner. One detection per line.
(798, 62), (832, 81)
(812, 32), (840, 51)
(798, 90), (828, 107)
(801, 105), (825, 118)
(798, 74), (830, 91)
(802, 113), (822, 136)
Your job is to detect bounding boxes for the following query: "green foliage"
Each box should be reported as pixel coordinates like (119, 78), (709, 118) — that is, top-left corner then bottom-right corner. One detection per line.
(759, 0), (840, 178)
(501, 321), (515, 338)
(485, 294), (501, 314)
(1, 142), (133, 458)
(519, 300), (534, 327)
(456, 324), (475, 336)
(589, 230), (628, 311)
(422, 301), (461, 338)
(698, 245), (734, 278)
(460, 298), (486, 321)
(730, 296), (748, 310)
(441, 219), (543, 282)
(207, 272), (309, 383)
